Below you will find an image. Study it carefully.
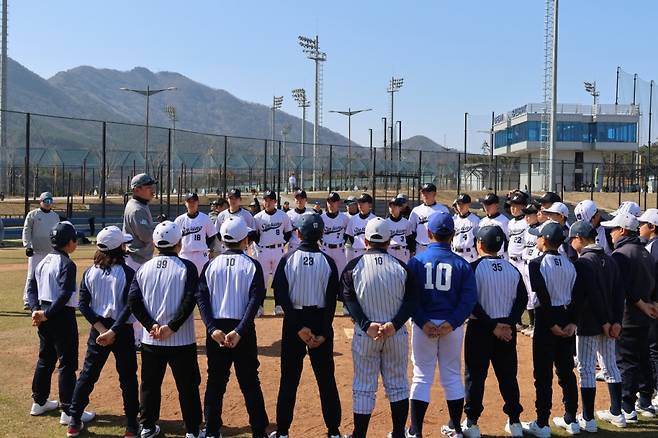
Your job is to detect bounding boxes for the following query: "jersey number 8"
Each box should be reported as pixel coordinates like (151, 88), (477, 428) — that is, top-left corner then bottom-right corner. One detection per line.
(423, 262), (452, 291)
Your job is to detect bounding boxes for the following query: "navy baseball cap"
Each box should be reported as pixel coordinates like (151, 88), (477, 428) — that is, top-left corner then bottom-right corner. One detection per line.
(327, 191), (341, 202)
(396, 193), (408, 203)
(344, 195), (357, 205)
(508, 193), (528, 205)
(453, 193), (472, 205)
(228, 188), (241, 199)
(476, 225), (506, 252)
(479, 193), (499, 205)
(537, 192), (561, 204)
(297, 213), (324, 241)
(428, 211), (454, 237)
(421, 182), (437, 192)
(522, 202), (540, 215)
(294, 189), (307, 199)
(263, 189), (277, 201)
(357, 193), (373, 203)
(568, 220), (597, 240)
(184, 193), (199, 202)
(388, 197), (404, 206)
(529, 221), (565, 244)
(50, 221), (77, 247)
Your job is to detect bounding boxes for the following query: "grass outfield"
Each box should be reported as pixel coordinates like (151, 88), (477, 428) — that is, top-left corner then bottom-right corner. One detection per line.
(0, 246), (657, 437)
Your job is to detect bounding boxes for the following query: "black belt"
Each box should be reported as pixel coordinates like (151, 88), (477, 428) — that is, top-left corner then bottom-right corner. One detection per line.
(510, 256), (521, 262)
(453, 248), (472, 253)
(291, 305), (324, 310)
(322, 242), (344, 249)
(389, 246), (407, 251)
(262, 243), (284, 249)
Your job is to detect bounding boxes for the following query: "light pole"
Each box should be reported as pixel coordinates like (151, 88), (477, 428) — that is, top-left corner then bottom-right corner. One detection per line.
(120, 85), (176, 173)
(388, 77), (404, 161)
(271, 95), (283, 161)
(298, 35), (327, 190)
(583, 81), (599, 109)
(281, 124), (290, 186)
(292, 88), (310, 188)
(329, 108), (372, 187)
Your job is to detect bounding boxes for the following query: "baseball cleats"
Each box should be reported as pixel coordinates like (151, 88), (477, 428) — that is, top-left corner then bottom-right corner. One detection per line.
(621, 409), (638, 424)
(29, 399), (58, 415)
(66, 422), (84, 437)
(440, 424), (463, 438)
(460, 420), (480, 438)
(552, 416), (580, 434)
(595, 371), (606, 382)
(140, 425), (161, 438)
(504, 421), (523, 437)
(274, 305), (285, 316)
(521, 421), (551, 438)
(596, 410), (626, 427)
(268, 432), (288, 438)
(404, 428), (420, 438)
(184, 433), (203, 438)
(635, 402), (656, 417)
(576, 415), (597, 433)
(60, 410), (95, 425)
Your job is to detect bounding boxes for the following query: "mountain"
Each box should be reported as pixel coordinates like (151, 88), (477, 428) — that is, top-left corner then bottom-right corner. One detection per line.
(401, 135), (454, 152)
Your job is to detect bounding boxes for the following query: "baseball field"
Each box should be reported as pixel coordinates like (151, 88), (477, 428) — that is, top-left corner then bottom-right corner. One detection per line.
(1, 245), (657, 437)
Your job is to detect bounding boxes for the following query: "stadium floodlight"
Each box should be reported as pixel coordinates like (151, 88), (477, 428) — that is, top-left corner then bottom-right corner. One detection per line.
(583, 81), (599, 108)
(329, 108), (372, 187)
(270, 96), (284, 162)
(387, 77), (404, 161)
(120, 85), (177, 173)
(298, 34), (327, 190)
(292, 88), (311, 187)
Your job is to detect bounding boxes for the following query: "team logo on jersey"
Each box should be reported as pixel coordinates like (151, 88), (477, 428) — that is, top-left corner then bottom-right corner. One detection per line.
(262, 223), (283, 232)
(324, 225), (344, 235)
(182, 225), (203, 236)
(354, 226), (366, 236)
(418, 217), (429, 224)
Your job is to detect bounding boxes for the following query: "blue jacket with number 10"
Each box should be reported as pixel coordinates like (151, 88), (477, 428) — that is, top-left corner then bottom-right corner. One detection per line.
(407, 242), (477, 330)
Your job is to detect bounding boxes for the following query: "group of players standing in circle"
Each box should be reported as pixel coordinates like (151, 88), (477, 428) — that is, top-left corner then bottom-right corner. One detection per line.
(23, 171), (658, 438)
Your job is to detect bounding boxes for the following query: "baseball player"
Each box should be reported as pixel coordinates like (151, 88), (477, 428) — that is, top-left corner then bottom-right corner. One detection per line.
(341, 217), (418, 438)
(122, 173), (158, 272)
(386, 197), (412, 263)
(522, 222), (579, 437)
(253, 189), (292, 316)
(345, 193), (377, 262)
(208, 199), (228, 224)
(409, 183), (449, 256)
(66, 226), (138, 437)
(463, 226), (527, 438)
(320, 192), (350, 275)
(520, 203), (541, 337)
(174, 193), (218, 276)
(611, 200), (642, 218)
(27, 222), (97, 426)
(22, 191), (60, 309)
(196, 216), (269, 438)
(286, 189), (312, 252)
(639, 208), (658, 409)
(128, 221), (202, 438)
(271, 214), (343, 438)
(345, 195), (359, 217)
(567, 221), (626, 430)
(397, 193), (412, 219)
(541, 202), (577, 260)
(574, 200), (612, 255)
(601, 212), (658, 421)
(477, 193), (509, 258)
(215, 189), (256, 234)
(507, 193), (529, 272)
(406, 212), (477, 438)
(536, 192), (562, 211)
(451, 194), (480, 263)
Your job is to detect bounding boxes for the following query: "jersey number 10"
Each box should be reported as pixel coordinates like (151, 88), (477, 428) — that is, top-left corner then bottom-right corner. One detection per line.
(424, 262), (452, 291)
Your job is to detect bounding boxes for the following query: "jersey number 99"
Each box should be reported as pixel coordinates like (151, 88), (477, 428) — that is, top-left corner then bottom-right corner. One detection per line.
(423, 262), (452, 291)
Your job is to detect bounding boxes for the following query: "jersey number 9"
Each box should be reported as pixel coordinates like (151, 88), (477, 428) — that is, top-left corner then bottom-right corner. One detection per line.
(423, 262), (452, 291)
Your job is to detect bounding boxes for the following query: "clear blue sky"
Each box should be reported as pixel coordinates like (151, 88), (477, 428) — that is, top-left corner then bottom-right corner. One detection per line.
(8, 0), (658, 151)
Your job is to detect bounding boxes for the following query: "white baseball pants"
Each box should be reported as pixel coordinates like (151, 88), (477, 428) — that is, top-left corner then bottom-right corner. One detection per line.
(576, 334), (621, 388)
(321, 245), (347, 276)
(23, 251), (47, 304)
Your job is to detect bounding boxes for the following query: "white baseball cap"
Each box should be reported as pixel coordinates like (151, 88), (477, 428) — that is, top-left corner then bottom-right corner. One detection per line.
(638, 208), (658, 226)
(96, 226), (133, 251)
(601, 212), (639, 231)
(220, 216), (253, 243)
(152, 220), (182, 248)
(542, 202), (569, 218)
(574, 200), (597, 222)
(611, 201), (641, 217)
(365, 217), (391, 243)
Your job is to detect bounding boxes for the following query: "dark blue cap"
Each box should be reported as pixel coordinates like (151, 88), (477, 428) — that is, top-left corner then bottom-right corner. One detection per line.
(50, 221), (77, 247)
(296, 213), (324, 241)
(228, 188), (241, 198)
(294, 189), (307, 199)
(568, 220), (597, 240)
(476, 225), (506, 252)
(388, 197), (404, 206)
(263, 189), (276, 200)
(528, 221), (565, 244)
(428, 211), (454, 237)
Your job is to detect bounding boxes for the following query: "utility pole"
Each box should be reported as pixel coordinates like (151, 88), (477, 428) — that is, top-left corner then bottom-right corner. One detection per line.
(0, 0), (7, 195)
(387, 77), (404, 162)
(292, 88), (310, 188)
(548, 0), (559, 192)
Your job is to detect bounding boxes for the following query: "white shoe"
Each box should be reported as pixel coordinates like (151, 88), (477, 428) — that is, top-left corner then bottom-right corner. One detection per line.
(256, 306), (264, 318)
(268, 433), (288, 438)
(460, 420), (480, 438)
(141, 425), (161, 438)
(552, 416), (580, 434)
(440, 424), (463, 438)
(30, 399), (59, 416)
(60, 410), (96, 425)
(595, 371), (606, 382)
(185, 433), (204, 438)
(404, 428), (419, 438)
(576, 415), (597, 433)
(622, 409), (638, 424)
(596, 410), (626, 428)
(274, 305), (285, 316)
(504, 421), (523, 437)
(635, 402), (656, 417)
(652, 392), (658, 408)
(521, 421), (551, 438)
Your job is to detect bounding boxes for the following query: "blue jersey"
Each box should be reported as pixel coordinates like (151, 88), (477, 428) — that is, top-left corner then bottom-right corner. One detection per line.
(407, 242), (477, 330)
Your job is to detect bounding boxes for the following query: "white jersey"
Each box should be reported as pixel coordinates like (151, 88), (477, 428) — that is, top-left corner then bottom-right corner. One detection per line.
(254, 208), (292, 247)
(409, 203), (450, 246)
(287, 207), (312, 251)
(321, 211), (350, 245)
(175, 211), (216, 254)
(215, 208), (255, 235)
(522, 224), (542, 262)
(507, 216), (529, 259)
(479, 213), (510, 256)
(452, 212), (480, 252)
(595, 225), (612, 255)
(34, 251), (78, 308)
(386, 216), (411, 248)
(346, 212), (377, 250)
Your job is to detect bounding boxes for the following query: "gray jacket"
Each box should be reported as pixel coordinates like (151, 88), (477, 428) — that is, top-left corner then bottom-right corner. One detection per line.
(122, 197), (155, 264)
(22, 208), (60, 253)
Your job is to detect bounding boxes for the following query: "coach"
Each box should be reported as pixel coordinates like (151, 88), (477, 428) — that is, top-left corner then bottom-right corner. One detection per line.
(122, 173), (157, 272)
